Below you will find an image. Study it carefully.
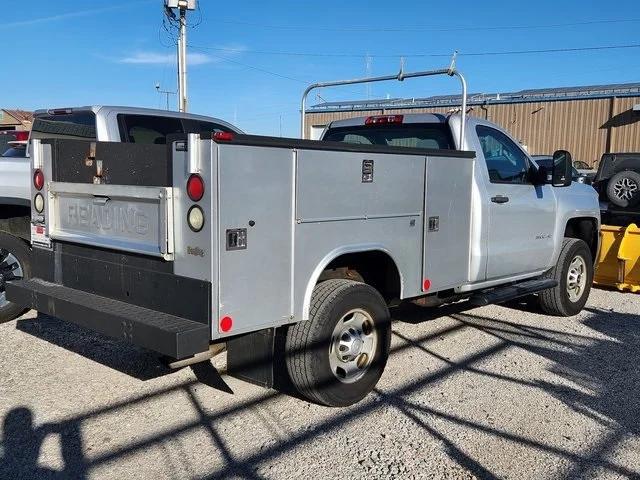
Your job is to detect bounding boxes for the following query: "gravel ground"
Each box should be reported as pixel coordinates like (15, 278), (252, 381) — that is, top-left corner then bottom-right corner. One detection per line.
(0, 287), (639, 480)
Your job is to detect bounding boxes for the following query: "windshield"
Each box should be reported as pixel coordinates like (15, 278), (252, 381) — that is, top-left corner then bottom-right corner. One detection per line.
(534, 156), (579, 178)
(573, 160), (590, 169)
(1, 146), (27, 158)
(31, 111), (97, 141)
(322, 123), (453, 150)
(0, 132), (20, 153)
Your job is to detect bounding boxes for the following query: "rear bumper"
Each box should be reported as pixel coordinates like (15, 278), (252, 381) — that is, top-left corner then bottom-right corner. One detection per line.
(7, 278), (209, 359)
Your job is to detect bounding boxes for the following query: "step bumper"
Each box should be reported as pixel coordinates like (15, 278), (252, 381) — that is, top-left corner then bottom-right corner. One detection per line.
(7, 278), (210, 359)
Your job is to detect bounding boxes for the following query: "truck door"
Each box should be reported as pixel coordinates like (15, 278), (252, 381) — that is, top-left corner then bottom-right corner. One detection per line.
(476, 125), (556, 279)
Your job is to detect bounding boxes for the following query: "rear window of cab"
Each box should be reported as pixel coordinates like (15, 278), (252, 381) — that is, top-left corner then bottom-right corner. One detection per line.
(322, 123), (453, 150)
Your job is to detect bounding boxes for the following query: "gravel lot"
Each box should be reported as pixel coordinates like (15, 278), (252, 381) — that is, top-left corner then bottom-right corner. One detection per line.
(0, 287), (639, 480)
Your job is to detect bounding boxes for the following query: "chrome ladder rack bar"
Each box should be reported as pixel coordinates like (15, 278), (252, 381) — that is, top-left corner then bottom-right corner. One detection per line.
(300, 64), (467, 149)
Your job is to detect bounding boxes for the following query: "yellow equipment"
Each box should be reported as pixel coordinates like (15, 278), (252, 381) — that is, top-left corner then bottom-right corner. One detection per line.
(594, 223), (640, 293)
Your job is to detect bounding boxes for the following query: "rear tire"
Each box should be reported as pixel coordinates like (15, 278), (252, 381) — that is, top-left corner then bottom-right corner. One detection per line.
(538, 238), (593, 316)
(0, 232), (30, 323)
(606, 170), (640, 208)
(285, 279), (391, 407)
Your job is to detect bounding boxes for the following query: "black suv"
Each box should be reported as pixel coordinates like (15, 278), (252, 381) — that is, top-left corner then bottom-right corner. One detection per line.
(593, 152), (640, 223)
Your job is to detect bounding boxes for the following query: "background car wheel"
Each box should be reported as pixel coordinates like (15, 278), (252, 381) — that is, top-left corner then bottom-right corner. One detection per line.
(0, 232), (30, 323)
(538, 238), (593, 317)
(606, 170), (640, 208)
(285, 279), (391, 407)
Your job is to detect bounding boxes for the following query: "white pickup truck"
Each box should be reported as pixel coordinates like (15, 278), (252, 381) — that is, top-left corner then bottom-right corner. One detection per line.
(0, 106), (240, 322)
(7, 69), (600, 407)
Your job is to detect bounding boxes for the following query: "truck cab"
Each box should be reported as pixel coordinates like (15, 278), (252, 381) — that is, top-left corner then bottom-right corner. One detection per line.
(322, 113), (600, 289)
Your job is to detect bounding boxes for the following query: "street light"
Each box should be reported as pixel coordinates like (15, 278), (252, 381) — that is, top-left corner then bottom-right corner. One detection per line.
(155, 83), (177, 111)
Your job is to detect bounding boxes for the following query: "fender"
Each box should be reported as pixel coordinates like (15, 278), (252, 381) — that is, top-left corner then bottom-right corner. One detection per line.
(301, 243), (404, 320)
(551, 209), (600, 267)
(549, 182), (600, 267)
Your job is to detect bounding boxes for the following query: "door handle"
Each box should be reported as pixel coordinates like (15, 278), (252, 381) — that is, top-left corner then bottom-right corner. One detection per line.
(491, 195), (509, 204)
(92, 196), (110, 205)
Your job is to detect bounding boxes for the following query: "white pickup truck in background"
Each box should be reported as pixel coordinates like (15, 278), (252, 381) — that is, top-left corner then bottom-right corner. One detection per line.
(0, 106), (240, 322)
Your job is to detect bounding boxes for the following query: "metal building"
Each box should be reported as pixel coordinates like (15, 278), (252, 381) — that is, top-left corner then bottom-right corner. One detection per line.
(305, 83), (640, 167)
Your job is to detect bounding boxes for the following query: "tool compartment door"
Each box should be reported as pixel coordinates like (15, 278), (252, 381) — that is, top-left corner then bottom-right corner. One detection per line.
(216, 145), (294, 335)
(423, 155), (475, 291)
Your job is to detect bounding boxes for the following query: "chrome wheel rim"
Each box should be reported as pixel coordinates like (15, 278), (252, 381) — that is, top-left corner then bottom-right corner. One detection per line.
(329, 309), (378, 384)
(0, 249), (23, 308)
(566, 254), (587, 303)
(613, 177), (638, 201)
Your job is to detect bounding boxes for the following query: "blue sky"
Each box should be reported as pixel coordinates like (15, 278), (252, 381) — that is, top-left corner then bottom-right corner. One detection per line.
(2, 0), (639, 136)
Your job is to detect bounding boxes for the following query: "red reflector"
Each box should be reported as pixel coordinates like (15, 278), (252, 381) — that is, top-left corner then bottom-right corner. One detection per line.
(14, 131), (29, 141)
(33, 169), (44, 191)
(36, 226), (44, 234)
(187, 174), (205, 202)
(365, 115), (404, 125)
(422, 279), (431, 291)
(220, 316), (233, 332)
(213, 131), (234, 142)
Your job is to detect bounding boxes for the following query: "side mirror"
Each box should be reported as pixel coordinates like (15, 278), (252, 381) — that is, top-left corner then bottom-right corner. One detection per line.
(551, 150), (573, 187)
(530, 164), (548, 185)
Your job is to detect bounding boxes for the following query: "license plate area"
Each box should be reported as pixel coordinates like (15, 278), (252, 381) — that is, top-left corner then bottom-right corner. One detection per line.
(48, 182), (174, 259)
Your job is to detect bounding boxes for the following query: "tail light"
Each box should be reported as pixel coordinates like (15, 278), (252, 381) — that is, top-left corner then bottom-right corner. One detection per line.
(33, 169), (44, 190)
(34, 193), (45, 213)
(14, 131), (29, 141)
(187, 205), (204, 232)
(365, 115), (404, 125)
(187, 174), (204, 201)
(213, 131), (234, 142)
(48, 108), (73, 115)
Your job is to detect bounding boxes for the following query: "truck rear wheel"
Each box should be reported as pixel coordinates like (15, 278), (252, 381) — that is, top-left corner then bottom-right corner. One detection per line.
(0, 233), (30, 323)
(538, 238), (593, 316)
(285, 279), (391, 407)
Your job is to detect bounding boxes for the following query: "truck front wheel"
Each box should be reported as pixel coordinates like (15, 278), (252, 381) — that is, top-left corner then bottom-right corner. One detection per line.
(285, 279), (391, 407)
(538, 238), (593, 316)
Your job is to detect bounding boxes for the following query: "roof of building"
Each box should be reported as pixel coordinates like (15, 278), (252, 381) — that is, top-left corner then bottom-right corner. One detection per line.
(1, 109), (34, 123)
(308, 82), (640, 113)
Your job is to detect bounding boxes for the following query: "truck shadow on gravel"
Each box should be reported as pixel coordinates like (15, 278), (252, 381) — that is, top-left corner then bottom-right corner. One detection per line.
(2, 303), (639, 479)
(16, 313), (177, 381)
(387, 305), (640, 479)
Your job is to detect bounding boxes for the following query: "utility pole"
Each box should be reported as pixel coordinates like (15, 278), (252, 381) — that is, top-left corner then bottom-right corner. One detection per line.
(165, 0), (196, 112)
(177, 6), (187, 112)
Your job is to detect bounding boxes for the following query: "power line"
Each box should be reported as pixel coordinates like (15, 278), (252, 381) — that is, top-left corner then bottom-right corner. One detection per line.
(188, 47), (370, 102)
(189, 47), (309, 83)
(211, 17), (640, 33)
(461, 44), (640, 57)
(189, 42), (640, 59)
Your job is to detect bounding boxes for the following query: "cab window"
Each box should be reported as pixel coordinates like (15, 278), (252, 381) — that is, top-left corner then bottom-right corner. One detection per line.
(476, 125), (530, 184)
(186, 120), (232, 134)
(31, 111), (97, 141)
(323, 124), (453, 150)
(118, 114), (183, 144)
